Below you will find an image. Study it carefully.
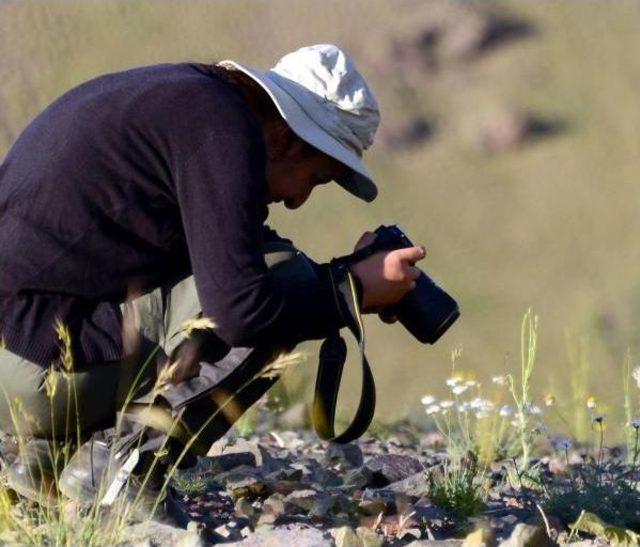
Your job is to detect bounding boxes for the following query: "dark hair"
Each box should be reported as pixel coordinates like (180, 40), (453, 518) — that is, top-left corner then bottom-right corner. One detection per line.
(206, 63), (318, 157)
(207, 64), (282, 124)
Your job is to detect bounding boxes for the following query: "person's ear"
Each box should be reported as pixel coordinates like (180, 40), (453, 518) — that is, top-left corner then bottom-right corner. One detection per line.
(265, 121), (298, 160)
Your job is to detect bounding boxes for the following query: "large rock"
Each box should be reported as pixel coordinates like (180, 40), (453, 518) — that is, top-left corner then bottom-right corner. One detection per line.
(366, 454), (424, 485)
(387, 471), (430, 497)
(330, 526), (361, 547)
(228, 524), (333, 546)
(498, 523), (553, 547)
(119, 521), (205, 547)
(405, 541), (463, 546)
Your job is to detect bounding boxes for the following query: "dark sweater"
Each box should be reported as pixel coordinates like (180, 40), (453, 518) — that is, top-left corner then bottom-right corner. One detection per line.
(0, 63), (345, 367)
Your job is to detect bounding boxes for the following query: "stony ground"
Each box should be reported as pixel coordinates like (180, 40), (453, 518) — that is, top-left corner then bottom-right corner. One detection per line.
(122, 429), (617, 546)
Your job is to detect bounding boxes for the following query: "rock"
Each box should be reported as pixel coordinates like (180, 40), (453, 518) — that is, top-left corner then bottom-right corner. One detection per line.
(407, 540), (465, 547)
(265, 479), (304, 496)
(228, 523), (333, 546)
(462, 527), (494, 547)
(330, 493), (359, 516)
(235, 497), (260, 524)
(366, 454), (424, 485)
(258, 493), (286, 525)
(383, 118), (434, 151)
(310, 466), (342, 487)
(120, 521), (205, 547)
(265, 467), (303, 482)
(356, 526), (384, 547)
(224, 476), (266, 501)
(343, 466), (373, 489)
(209, 438), (264, 466)
(324, 443), (364, 468)
(214, 465), (262, 485)
(387, 471), (430, 497)
(330, 526), (361, 547)
(498, 523), (552, 547)
(283, 489), (319, 512)
(479, 111), (562, 154)
(358, 497), (388, 517)
(309, 494), (334, 519)
(205, 452), (257, 472)
(479, 110), (530, 153)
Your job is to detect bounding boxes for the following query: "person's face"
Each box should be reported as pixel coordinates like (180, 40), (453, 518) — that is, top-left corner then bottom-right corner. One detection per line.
(264, 124), (347, 209)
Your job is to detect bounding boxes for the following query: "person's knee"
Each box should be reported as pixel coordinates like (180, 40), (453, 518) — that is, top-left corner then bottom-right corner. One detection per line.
(0, 351), (119, 438)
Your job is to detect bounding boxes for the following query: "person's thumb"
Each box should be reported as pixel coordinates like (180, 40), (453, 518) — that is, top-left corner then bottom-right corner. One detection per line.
(395, 245), (427, 264)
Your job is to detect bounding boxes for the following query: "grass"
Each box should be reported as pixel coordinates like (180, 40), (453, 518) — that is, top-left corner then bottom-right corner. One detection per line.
(427, 450), (487, 518)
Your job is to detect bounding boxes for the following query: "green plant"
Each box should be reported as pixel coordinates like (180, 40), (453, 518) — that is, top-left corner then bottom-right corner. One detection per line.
(506, 308), (539, 472)
(427, 451), (486, 518)
(544, 458), (640, 533)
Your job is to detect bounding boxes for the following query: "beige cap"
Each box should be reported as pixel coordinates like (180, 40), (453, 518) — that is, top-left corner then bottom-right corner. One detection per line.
(218, 44), (380, 202)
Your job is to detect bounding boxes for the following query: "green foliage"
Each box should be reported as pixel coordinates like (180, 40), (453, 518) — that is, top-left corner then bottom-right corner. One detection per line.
(570, 511), (639, 546)
(544, 459), (640, 533)
(507, 308), (538, 471)
(427, 451), (486, 518)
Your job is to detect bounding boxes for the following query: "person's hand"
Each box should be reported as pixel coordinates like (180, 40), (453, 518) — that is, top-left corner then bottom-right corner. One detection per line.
(348, 231), (426, 314)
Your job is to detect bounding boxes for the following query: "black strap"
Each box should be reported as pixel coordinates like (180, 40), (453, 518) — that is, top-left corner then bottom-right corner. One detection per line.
(312, 268), (376, 443)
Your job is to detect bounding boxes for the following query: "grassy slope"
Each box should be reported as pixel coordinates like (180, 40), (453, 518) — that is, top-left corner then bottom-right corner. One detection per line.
(1, 0), (639, 431)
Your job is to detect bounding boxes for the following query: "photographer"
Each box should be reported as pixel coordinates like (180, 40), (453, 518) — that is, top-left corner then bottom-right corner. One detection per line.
(0, 44), (425, 507)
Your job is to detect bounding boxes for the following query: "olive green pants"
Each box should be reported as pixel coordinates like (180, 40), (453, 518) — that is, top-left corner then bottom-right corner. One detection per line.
(0, 275), (202, 439)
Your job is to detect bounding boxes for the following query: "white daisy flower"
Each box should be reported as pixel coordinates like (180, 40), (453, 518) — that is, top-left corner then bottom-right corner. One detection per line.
(452, 385), (468, 395)
(440, 400), (455, 409)
(425, 404), (441, 415)
(420, 395), (437, 406)
(445, 377), (461, 388)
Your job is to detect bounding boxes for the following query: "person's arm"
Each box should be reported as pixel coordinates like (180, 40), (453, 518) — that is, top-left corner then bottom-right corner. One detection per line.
(173, 122), (346, 348)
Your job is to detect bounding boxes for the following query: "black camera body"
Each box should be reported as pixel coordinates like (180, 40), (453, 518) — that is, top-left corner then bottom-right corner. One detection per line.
(341, 225), (460, 344)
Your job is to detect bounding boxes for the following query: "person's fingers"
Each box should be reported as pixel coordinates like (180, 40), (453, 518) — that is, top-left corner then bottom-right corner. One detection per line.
(354, 231), (377, 251)
(394, 245), (426, 264)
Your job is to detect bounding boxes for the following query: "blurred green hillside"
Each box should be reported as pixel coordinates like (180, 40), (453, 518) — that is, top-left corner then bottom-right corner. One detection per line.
(1, 1), (639, 430)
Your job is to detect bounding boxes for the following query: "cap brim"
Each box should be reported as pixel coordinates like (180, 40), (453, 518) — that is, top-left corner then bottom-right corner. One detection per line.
(218, 60), (378, 203)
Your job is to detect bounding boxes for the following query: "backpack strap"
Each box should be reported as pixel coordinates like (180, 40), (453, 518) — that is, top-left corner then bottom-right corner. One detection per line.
(312, 264), (376, 443)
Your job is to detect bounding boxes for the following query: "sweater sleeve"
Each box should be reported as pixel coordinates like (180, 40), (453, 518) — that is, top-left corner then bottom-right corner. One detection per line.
(173, 124), (346, 348)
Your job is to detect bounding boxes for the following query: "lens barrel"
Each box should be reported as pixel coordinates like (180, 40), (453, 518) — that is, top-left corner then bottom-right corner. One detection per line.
(393, 271), (460, 344)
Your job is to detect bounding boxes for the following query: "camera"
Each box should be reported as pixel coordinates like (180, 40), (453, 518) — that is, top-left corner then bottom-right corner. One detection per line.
(338, 224), (460, 344)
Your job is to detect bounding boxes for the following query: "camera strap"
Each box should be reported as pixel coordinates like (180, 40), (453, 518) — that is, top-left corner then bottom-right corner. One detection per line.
(311, 266), (376, 443)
